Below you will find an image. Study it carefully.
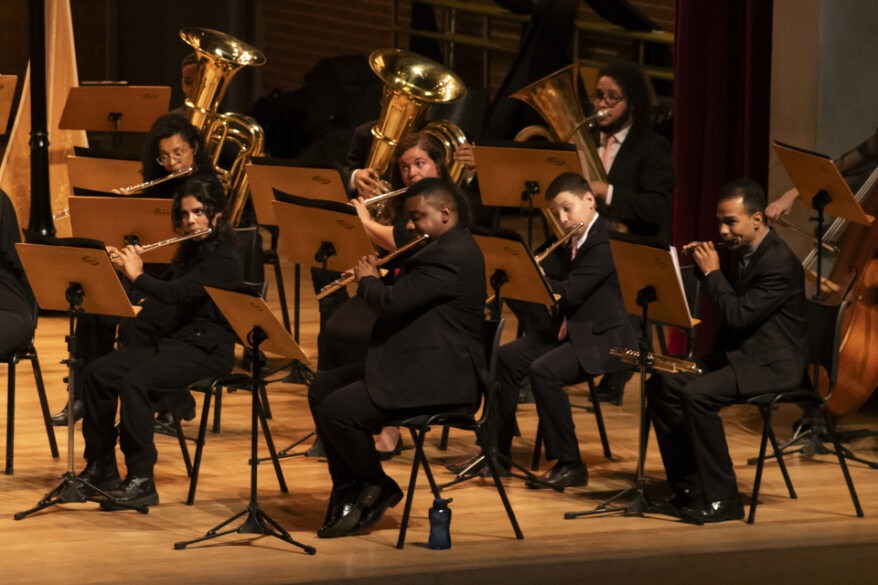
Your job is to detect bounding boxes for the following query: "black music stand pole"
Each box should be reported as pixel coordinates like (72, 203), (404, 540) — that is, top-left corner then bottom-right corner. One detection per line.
(566, 286), (656, 518)
(14, 241), (145, 519)
(565, 234), (698, 519)
(175, 288), (315, 553)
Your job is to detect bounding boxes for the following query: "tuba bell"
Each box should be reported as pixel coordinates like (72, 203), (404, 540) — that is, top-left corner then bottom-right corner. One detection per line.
(510, 61), (607, 187)
(181, 27), (266, 225)
(365, 48), (468, 184)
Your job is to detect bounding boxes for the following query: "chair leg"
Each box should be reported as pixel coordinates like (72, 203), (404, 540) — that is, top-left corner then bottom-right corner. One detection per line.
(397, 427), (425, 550)
(821, 406), (864, 518)
(169, 396), (193, 478)
(30, 354), (59, 459)
(748, 406), (772, 524)
(212, 386), (223, 433)
(478, 435), (524, 540)
(531, 422), (542, 471)
(439, 424), (450, 450)
(586, 377), (612, 460)
(766, 420), (796, 499)
(256, 391), (287, 493)
(5, 362), (14, 475)
(187, 390), (213, 505)
(271, 256), (292, 333)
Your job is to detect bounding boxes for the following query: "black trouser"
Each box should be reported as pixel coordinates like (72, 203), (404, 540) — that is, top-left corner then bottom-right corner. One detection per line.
(308, 364), (465, 487)
(81, 339), (229, 476)
(646, 365), (742, 503)
(487, 334), (588, 466)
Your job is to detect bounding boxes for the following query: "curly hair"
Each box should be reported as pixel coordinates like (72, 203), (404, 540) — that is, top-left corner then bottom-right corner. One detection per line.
(141, 113), (213, 182)
(596, 61), (654, 140)
(171, 177), (235, 267)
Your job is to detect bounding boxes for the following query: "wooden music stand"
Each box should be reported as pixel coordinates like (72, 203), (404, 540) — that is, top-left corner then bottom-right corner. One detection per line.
(59, 85), (171, 132)
(774, 141), (875, 299)
(474, 141), (581, 246)
(0, 74), (17, 134)
(174, 286), (315, 554)
(68, 196), (177, 263)
(248, 160), (348, 336)
(471, 227), (557, 319)
(567, 234), (694, 520)
(248, 160), (348, 226)
(272, 191), (374, 274)
(14, 240), (139, 520)
(66, 155), (142, 193)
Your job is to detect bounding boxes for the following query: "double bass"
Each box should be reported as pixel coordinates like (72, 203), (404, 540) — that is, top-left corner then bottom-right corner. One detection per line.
(801, 137), (878, 418)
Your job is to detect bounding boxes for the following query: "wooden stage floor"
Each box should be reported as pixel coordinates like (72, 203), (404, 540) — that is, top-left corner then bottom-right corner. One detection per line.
(3, 269), (878, 585)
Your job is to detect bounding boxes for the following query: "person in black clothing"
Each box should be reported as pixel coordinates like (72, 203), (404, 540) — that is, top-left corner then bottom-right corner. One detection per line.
(587, 61), (675, 405)
(309, 178), (487, 538)
(76, 178), (243, 509)
(0, 189), (35, 357)
(51, 114), (223, 425)
(648, 179), (806, 524)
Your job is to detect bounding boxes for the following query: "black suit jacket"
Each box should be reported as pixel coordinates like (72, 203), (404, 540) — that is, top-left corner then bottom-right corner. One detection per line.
(607, 131), (675, 242)
(545, 216), (636, 374)
(133, 238), (243, 359)
(703, 228), (807, 392)
(358, 224), (487, 409)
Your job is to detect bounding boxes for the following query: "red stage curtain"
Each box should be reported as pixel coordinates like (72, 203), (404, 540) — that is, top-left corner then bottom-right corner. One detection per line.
(671, 0), (774, 354)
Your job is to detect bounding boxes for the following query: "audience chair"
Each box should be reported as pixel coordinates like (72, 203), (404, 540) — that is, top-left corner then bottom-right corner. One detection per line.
(392, 318), (523, 549)
(744, 299), (863, 523)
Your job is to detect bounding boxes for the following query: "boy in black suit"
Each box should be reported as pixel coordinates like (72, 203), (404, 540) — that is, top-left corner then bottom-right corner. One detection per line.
(308, 177), (487, 538)
(484, 172), (635, 490)
(647, 178), (807, 524)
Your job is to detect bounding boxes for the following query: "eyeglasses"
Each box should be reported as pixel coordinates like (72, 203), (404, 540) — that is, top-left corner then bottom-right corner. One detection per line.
(589, 92), (626, 107)
(156, 147), (191, 166)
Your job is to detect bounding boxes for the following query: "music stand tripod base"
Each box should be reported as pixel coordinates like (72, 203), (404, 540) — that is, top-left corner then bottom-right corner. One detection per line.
(175, 288), (315, 554)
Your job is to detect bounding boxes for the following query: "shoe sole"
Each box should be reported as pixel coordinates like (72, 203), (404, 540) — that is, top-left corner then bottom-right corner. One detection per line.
(317, 485), (381, 538)
(100, 493), (159, 511)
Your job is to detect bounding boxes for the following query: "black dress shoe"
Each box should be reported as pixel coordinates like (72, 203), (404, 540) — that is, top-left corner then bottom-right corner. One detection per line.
(153, 393), (197, 435)
(679, 496), (745, 525)
(77, 455), (121, 497)
(354, 477), (403, 533)
(100, 475), (159, 510)
(594, 372), (627, 406)
(51, 399), (84, 426)
(377, 437), (403, 461)
(317, 483), (381, 538)
(526, 462), (588, 490)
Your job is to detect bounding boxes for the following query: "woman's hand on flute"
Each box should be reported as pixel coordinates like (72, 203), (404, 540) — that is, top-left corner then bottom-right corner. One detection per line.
(107, 244), (144, 281)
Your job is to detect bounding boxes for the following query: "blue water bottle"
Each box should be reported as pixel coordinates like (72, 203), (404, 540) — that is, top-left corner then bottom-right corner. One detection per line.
(426, 497), (453, 550)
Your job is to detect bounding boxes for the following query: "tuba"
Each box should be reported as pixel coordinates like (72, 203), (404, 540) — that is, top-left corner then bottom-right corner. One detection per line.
(510, 61), (608, 187)
(365, 48), (468, 185)
(181, 27), (266, 225)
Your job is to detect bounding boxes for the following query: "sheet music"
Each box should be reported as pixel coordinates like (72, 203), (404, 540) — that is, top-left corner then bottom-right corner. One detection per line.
(669, 245), (695, 322)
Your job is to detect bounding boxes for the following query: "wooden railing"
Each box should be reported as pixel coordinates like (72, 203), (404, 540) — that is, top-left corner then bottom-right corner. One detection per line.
(391, 0), (674, 91)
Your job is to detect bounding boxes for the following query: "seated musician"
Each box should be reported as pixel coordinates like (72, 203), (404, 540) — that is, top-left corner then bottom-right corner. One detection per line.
(647, 179), (806, 524)
(321, 131), (455, 459)
(76, 177), (243, 509)
(308, 177), (487, 538)
(52, 114), (222, 426)
(482, 171), (636, 489)
(137, 113), (220, 196)
(0, 189), (35, 357)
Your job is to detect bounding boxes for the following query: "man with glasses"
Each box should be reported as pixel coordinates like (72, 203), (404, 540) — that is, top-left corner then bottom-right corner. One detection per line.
(587, 61), (675, 405)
